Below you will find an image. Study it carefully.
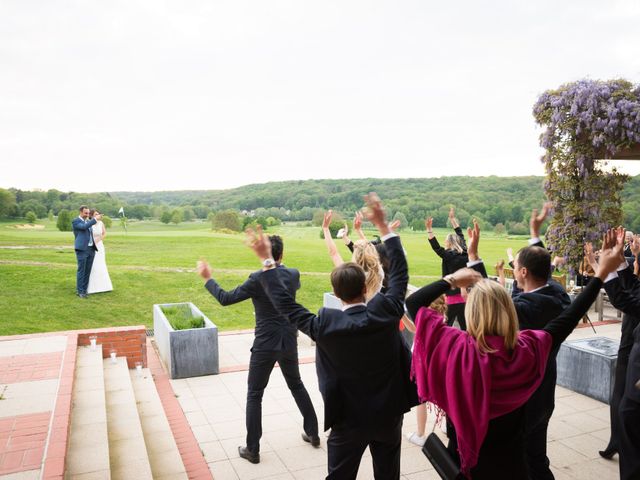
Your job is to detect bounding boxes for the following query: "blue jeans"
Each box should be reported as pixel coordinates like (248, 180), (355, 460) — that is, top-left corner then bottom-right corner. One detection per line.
(75, 248), (95, 294)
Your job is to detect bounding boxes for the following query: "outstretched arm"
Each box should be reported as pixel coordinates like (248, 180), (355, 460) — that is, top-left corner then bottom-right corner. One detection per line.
(530, 202), (551, 243)
(426, 217), (446, 258)
(72, 217), (97, 231)
(544, 228), (625, 350)
(322, 210), (344, 267)
(406, 268), (481, 320)
(353, 211), (367, 241)
(197, 260), (254, 306)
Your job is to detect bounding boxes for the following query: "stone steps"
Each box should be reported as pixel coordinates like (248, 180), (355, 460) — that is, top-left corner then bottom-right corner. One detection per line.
(103, 356), (153, 479)
(130, 367), (187, 480)
(65, 345), (110, 479)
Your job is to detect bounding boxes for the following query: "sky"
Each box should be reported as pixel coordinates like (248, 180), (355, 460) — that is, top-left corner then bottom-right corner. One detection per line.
(2, 0), (640, 193)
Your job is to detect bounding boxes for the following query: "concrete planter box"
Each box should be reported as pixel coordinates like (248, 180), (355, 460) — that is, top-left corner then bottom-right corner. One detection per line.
(556, 336), (618, 404)
(153, 302), (219, 379)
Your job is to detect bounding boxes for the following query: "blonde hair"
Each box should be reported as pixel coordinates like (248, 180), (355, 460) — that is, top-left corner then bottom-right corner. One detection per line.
(445, 233), (465, 254)
(352, 240), (384, 301)
(465, 279), (519, 354)
(429, 295), (448, 316)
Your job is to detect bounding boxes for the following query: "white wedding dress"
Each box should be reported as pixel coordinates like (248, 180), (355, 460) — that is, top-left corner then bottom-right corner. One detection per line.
(87, 220), (113, 294)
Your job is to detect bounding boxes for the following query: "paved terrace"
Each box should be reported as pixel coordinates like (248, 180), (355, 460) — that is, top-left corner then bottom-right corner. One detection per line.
(0, 305), (624, 479)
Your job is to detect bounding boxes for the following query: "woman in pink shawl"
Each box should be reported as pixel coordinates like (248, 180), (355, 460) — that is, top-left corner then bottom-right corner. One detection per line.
(406, 228), (624, 479)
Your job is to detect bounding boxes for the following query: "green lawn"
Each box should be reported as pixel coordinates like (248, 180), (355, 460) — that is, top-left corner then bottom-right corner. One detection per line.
(0, 219), (530, 335)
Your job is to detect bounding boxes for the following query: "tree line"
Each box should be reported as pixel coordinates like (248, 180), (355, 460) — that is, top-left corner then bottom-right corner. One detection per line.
(1, 175), (639, 234)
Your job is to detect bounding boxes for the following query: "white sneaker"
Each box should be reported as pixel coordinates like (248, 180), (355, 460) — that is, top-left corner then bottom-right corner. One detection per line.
(406, 432), (427, 447)
(440, 422), (447, 435)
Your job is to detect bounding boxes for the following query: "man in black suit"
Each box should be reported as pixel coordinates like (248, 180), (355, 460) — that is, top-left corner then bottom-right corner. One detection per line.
(197, 235), (319, 464)
(598, 230), (640, 480)
(246, 193), (418, 480)
(466, 206), (570, 480)
(596, 233), (640, 461)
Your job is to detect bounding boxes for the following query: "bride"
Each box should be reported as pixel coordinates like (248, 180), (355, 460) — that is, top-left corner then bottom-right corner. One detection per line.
(87, 209), (113, 294)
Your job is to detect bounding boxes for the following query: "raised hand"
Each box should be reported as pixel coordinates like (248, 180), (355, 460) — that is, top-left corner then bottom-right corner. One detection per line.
(389, 219), (401, 232)
(595, 228), (625, 279)
(353, 211), (363, 230)
(466, 219), (480, 261)
(530, 201), (552, 238)
(196, 259), (212, 281)
(425, 217), (433, 232)
(322, 210), (333, 230)
(448, 206), (459, 229)
(631, 235), (640, 257)
(246, 225), (272, 261)
(450, 268), (483, 289)
(495, 259), (505, 273)
(506, 247), (514, 262)
(363, 192), (386, 227)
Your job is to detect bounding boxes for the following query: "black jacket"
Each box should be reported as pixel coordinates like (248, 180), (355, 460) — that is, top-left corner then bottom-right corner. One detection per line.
(259, 235), (419, 431)
(205, 265), (300, 351)
(429, 227), (468, 296)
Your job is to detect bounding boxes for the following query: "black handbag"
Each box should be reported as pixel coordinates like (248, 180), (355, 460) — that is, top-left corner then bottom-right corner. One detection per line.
(421, 432), (464, 480)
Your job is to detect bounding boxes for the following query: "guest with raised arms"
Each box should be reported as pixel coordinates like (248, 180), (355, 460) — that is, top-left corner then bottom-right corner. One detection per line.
(322, 209), (384, 302)
(425, 207), (468, 329)
(406, 226), (623, 479)
(465, 207), (571, 480)
(196, 235), (319, 464)
(592, 228), (640, 479)
(248, 193), (418, 479)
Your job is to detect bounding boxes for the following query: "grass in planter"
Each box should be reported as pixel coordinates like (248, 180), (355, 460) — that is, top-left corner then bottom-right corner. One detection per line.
(161, 304), (204, 330)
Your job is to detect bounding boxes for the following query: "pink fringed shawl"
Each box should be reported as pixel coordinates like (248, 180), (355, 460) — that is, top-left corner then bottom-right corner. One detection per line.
(410, 307), (552, 477)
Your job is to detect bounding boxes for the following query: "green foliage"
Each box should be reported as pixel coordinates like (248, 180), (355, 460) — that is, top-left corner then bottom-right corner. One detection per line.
(493, 223), (506, 235)
(47, 209), (54, 221)
(161, 304), (204, 330)
(0, 189), (16, 218)
(25, 211), (37, 224)
(56, 210), (72, 232)
(410, 219), (425, 231)
(171, 209), (183, 224)
(533, 79), (637, 270)
(102, 215), (113, 228)
(160, 211), (172, 224)
(211, 210), (242, 231)
(320, 220), (344, 239)
(506, 221), (528, 235)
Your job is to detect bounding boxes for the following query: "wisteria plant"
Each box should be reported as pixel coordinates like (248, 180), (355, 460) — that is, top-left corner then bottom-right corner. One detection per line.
(533, 79), (640, 272)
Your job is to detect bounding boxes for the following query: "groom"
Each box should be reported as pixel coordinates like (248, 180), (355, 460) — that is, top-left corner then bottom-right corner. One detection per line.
(72, 205), (100, 298)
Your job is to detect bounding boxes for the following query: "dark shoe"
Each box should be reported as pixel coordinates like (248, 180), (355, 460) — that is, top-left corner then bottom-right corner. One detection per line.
(598, 446), (618, 459)
(238, 446), (260, 464)
(78, 293), (87, 298)
(302, 432), (320, 447)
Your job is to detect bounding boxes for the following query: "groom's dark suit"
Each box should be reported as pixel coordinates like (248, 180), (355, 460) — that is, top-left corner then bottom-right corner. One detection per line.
(259, 235), (418, 479)
(72, 216), (97, 295)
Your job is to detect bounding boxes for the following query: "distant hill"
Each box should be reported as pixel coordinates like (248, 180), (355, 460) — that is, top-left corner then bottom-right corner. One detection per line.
(4, 175), (640, 232)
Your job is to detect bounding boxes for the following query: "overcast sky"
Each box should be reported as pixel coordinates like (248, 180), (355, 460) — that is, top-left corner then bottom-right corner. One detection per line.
(2, 0), (640, 192)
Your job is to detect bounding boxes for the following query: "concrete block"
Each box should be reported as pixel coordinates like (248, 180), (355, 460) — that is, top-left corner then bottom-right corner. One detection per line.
(556, 336), (618, 404)
(153, 303), (219, 379)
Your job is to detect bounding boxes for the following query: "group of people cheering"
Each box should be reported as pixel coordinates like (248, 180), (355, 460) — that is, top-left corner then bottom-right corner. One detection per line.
(197, 193), (639, 480)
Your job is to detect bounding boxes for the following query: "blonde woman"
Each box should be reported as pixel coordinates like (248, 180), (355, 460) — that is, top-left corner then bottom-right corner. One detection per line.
(425, 207), (469, 330)
(405, 229), (624, 479)
(322, 210), (383, 301)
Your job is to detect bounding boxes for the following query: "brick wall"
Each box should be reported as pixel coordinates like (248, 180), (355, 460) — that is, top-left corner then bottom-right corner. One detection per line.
(76, 326), (147, 369)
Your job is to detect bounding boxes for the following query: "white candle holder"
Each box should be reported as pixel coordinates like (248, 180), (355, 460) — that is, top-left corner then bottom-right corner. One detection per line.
(89, 336), (97, 352)
(110, 349), (117, 364)
(135, 362), (143, 377)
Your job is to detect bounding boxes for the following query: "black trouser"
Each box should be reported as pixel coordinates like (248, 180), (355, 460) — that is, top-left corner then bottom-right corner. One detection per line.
(524, 366), (556, 480)
(619, 326), (640, 480)
(246, 348), (318, 453)
(75, 248), (95, 295)
(446, 302), (467, 331)
(327, 415), (402, 480)
(605, 313), (638, 452)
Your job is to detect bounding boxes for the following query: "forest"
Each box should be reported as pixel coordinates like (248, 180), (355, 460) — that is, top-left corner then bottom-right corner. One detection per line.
(2, 175), (640, 234)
